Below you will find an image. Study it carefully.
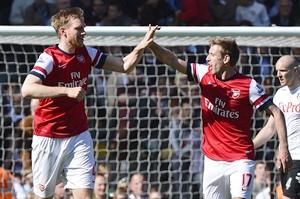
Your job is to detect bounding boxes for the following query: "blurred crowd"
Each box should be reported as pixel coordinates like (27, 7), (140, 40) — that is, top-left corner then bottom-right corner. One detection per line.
(0, 0), (300, 27)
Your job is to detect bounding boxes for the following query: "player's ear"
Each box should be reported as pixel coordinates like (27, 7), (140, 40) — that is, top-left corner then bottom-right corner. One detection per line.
(223, 54), (230, 65)
(59, 27), (66, 38)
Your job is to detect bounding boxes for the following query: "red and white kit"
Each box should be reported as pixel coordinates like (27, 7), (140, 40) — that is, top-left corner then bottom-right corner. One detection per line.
(187, 63), (271, 199)
(30, 45), (106, 197)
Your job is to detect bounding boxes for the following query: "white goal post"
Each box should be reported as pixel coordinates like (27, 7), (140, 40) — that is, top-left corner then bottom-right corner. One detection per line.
(0, 26), (300, 46)
(1, 26), (299, 199)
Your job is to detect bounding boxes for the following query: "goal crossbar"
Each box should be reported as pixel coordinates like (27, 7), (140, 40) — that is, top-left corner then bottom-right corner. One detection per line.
(0, 26), (300, 47)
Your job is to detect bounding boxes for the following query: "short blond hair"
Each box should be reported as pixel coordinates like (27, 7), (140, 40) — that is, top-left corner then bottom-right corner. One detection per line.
(209, 37), (240, 66)
(51, 7), (84, 34)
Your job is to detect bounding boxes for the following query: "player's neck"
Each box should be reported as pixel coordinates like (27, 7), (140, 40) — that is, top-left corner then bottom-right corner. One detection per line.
(288, 79), (300, 91)
(218, 67), (237, 81)
(58, 42), (75, 54)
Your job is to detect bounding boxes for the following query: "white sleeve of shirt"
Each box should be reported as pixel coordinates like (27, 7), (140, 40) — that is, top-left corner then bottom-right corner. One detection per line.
(249, 78), (270, 108)
(86, 46), (105, 67)
(188, 63), (209, 83)
(31, 52), (54, 78)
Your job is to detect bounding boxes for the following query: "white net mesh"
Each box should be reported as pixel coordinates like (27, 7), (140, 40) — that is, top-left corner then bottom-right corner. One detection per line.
(1, 26), (300, 199)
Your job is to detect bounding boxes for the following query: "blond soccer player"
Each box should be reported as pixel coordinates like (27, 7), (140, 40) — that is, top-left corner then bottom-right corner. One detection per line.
(21, 7), (159, 199)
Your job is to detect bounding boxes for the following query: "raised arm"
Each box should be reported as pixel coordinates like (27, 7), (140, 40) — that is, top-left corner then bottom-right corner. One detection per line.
(103, 25), (160, 73)
(148, 42), (188, 74)
(263, 104), (292, 172)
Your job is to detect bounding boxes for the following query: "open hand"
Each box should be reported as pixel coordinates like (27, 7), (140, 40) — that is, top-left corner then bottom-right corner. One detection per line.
(137, 24), (160, 49)
(277, 145), (293, 173)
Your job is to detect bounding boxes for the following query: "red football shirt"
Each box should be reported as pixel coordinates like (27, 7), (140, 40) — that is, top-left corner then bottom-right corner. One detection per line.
(29, 45), (106, 138)
(187, 63), (272, 161)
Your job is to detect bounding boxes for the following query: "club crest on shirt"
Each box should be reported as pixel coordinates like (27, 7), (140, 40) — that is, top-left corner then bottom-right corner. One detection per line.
(231, 88), (240, 99)
(76, 54), (85, 63)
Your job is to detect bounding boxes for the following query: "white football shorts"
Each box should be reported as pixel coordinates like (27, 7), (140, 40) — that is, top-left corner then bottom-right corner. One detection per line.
(31, 131), (95, 198)
(203, 156), (255, 199)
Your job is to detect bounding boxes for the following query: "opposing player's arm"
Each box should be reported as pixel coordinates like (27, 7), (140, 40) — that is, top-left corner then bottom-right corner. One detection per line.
(263, 104), (292, 172)
(148, 42), (188, 74)
(253, 115), (276, 149)
(103, 25), (159, 73)
(21, 74), (85, 101)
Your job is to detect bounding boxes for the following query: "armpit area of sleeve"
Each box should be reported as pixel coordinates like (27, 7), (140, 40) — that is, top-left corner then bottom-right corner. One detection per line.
(257, 97), (273, 112)
(95, 54), (107, 69)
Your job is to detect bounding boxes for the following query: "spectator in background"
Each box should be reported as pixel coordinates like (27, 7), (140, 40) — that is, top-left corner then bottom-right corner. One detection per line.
(174, 0), (213, 26)
(101, 1), (133, 26)
(169, 97), (202, 199)
(24, 0), (58, 25)
(54, 182), (66, 199)
(236, 0), (270, 26)
(94, 174), (107, 199)
(22, 170), (34, 198)
(0, 166), (14, 199)
(257, 47), (273, 80)
(57, 0), (71, 10)
(259, 0), (279, 19)
(121, 0), (143, 21)
(128, 173), (148, 199)
(71, 0), (94, 25)
(0, 1), (12, 25)
(166, 0), (181, 13)
(252, 161), (271, 199)
(18, 115), (33, 174)
(293, 0), (300, 25)
(2, 84), (29, 173)
(149, 189), (162, 199)
(90, 0), (107, 26)
(9, 0), (54, 25)
(9, 0), (33, 25)
(208, 0), (238, 25)
(271, 0), (296, 26)
(2, 84), (26, 124)
(291, 47), (300, 60)
(113, 191), (128, 199)
(112, 177), (128, 199)
(137, 0), (174, 26)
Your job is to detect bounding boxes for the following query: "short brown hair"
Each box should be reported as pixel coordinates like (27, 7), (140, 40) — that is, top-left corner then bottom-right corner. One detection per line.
(51, 7), (84, 34)
(209, 37), (240, 66)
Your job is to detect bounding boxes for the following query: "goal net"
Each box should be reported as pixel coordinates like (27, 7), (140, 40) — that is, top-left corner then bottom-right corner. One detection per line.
(1, 25), (300, 199)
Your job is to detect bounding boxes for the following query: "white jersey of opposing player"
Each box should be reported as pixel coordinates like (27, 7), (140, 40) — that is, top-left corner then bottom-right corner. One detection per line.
(273, 85), (300, 160)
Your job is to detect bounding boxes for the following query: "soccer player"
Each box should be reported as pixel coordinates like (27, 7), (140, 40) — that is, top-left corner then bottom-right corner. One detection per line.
(148, 33), (292, 198)
(253, 55), (300, 199)
(21, 7), (158, 199)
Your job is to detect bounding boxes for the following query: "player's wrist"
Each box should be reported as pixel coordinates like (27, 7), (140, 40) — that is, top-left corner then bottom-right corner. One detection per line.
(134, 44), (145, 52)
(279, 143), (288, 150)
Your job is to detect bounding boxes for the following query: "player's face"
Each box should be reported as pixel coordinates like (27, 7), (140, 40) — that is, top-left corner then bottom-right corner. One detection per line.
(206, 44), (226, 76)
(65, 17), (86, 48)
(276, 62), (297, 87)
